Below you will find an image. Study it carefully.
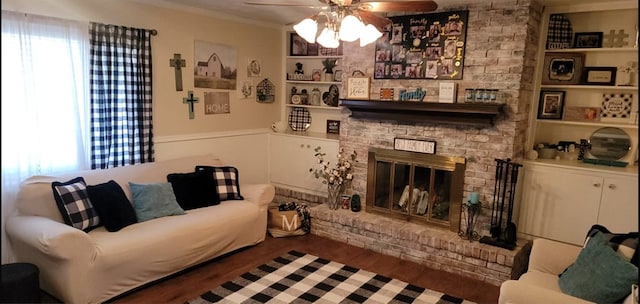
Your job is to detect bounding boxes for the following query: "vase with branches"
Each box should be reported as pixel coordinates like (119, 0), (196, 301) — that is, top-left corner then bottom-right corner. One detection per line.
(309, 146), (357, 209)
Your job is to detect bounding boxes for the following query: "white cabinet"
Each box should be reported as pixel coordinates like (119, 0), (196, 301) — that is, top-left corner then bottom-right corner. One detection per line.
(517, 161), (638, 245)
(269, 132), (339, 194)
(597, 175), (639, 232)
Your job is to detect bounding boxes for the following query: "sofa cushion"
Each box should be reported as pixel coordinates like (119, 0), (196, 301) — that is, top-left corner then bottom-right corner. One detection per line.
(586, 224), (638, 265)
(51, 177), (101, 232)
(167, 170), (219, 210)
(86, 180), (138, 232)
(196, 166), (244, 201)
(129, 182), (185, 222)
(559, 231), (638, 303)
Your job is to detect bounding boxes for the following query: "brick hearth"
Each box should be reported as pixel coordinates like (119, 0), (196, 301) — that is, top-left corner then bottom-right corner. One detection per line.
(309, 204), (523, 286)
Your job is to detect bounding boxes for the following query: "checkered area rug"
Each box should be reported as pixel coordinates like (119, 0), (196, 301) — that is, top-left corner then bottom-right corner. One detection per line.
(187, 251), (475, 304)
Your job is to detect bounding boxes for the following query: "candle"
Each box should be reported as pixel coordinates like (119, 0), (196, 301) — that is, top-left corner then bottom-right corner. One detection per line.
(468, 192), (479, 205)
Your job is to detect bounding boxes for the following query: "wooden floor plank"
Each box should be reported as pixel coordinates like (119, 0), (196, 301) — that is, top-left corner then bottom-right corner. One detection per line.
(41, 234), (500, 303)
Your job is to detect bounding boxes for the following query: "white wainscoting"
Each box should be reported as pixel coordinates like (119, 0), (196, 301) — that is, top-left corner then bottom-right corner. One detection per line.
(154, 128), (271, 184)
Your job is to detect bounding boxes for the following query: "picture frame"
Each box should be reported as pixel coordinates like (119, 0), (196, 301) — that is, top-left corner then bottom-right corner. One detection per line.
(537, 91), (565, 119)
(326, 120), (340, 134)
(379, 88), (395, 100)
(290, 33), (308, 56)
(346, 77), (371, 100)
(573, 32), (603, 48)
(333, 70), (343, 82)
(581, 67), (617, 86)
(542, 53), (585, 85)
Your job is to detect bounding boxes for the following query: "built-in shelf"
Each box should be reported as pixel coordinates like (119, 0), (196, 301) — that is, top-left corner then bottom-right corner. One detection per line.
(540, 84), (638, 91)
(544, 47), (637, 53)
(341, 99), (506, 127)
(536, 119), (638, 129)
(285, 104), (343, 111)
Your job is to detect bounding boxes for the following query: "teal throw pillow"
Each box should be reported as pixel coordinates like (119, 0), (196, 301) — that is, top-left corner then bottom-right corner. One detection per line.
(129, 182), (185, 222)
(559, 231), (639, 303)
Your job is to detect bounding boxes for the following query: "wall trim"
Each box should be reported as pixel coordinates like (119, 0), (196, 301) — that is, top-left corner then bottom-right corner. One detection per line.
(155, 128), (271, 143)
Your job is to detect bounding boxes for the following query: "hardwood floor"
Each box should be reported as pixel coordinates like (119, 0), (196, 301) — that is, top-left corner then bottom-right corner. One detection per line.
(43, 234), (500, 303)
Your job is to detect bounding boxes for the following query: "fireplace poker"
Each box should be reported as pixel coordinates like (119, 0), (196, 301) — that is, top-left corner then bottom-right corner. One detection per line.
(489, 159), (503, 238)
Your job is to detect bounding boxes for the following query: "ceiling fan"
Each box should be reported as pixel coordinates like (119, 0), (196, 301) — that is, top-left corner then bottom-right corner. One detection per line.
(245, 0), (438, 47)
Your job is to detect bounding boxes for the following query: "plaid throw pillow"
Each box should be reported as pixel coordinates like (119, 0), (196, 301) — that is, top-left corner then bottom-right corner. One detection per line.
(51, 177), (100, 232)
(196, 166), (244, 201)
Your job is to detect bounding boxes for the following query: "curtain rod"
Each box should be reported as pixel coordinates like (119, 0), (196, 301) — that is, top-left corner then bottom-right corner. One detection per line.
(150, 29), (157, 36)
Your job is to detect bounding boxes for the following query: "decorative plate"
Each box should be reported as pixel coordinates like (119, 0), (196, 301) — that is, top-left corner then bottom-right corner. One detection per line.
(288, 107), (311, 131)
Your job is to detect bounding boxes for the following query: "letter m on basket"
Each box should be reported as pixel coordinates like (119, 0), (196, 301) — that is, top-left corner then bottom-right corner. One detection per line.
(267, 207), (306, 238)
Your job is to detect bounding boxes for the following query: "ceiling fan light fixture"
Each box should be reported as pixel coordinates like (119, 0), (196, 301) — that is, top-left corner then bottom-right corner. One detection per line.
(316, 27), (340, 48)
(359, 23), (383, 47)
(338, 14), (364, 42)
(293, 18), (318, 43)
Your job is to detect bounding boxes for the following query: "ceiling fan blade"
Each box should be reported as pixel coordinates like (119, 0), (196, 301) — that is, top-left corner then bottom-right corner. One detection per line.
(358, 1), (438, 12)
(358, 11), (391, 29)
(243, 2), (325, 8)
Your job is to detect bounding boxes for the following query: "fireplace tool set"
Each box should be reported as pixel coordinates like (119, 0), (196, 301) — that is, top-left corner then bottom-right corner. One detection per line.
(479, 158), (522, 250)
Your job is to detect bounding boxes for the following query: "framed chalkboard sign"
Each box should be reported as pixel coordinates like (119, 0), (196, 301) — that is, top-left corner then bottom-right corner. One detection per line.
(373, 10), (468, 80)
(326, 120), (340, 134)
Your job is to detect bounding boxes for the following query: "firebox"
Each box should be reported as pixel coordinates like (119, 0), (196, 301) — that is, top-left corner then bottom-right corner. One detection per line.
(366, 148), (466, 231)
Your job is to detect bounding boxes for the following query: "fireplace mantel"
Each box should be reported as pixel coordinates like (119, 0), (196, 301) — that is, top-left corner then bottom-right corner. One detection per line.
(341, 99), (505, 127)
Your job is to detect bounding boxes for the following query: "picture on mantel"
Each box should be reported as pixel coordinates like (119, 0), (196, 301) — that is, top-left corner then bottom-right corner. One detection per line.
(374, 10), (468, 80)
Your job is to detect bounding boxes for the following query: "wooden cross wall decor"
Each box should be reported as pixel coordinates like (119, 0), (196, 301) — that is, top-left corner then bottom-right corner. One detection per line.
(169, 53), (186, 91)
(183, 90), (199, 119)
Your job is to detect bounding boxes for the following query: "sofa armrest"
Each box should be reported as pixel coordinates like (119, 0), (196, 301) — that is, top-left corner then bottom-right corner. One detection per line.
(528, 238), (582, 275)
(241, 183), (275, 208)
(499, 280), (592, 304)
(6, 215), (95, 261)
(6, 215), (95, 304)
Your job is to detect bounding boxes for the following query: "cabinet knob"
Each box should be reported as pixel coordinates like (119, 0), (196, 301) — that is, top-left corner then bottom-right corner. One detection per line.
(593, 183), (601, 187)
(608, 184), (616, 190)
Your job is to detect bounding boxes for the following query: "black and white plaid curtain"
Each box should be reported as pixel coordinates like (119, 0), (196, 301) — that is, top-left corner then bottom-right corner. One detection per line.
(89, 22), (154, 169)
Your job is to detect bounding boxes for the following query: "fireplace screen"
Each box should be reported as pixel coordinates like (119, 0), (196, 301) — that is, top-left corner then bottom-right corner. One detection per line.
(367, 148), (465, 231)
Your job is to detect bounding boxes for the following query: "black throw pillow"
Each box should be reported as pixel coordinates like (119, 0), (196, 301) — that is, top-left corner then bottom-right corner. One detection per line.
(86, 180), (138, 232)
(167, 170), (219, 210)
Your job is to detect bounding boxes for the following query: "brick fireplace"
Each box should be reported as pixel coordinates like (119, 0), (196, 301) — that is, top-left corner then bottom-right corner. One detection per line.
(274, 0), (542, 286)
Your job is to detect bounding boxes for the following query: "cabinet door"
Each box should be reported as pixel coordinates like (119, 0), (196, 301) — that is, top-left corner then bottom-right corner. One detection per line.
(269, 134), (338, 193)
(518, 167), (602, 245)
(598, 175), (639, 232)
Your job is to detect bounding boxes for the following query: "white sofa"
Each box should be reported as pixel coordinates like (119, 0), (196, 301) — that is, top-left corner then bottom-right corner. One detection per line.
(499, 238), (635, 304)
(6, 155), (275, 304)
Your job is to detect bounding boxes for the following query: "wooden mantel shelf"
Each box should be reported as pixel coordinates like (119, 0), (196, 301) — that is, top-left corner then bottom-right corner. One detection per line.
(340, 99), (506, 127)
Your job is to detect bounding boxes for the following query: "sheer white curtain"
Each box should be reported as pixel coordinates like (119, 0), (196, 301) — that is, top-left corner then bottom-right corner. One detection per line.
(1, 11), (90, 263)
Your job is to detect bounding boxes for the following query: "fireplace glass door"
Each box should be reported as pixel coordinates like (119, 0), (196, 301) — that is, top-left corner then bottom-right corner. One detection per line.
(367, 148), (465, 231)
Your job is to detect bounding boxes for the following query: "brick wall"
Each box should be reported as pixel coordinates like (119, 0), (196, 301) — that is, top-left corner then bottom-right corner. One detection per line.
(336, 0), (543, 236)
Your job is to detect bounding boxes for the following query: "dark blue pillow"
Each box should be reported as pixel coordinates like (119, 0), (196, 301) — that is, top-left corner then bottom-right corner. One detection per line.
(86, 180), (137, 232)
(167, 170), (219, 210)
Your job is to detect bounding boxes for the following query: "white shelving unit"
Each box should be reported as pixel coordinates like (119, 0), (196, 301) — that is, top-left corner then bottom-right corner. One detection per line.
(527, 1), (639, 167)
(517, 0), (639, 244)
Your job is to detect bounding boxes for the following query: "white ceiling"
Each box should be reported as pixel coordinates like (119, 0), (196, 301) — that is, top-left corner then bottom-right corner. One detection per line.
(128, 0), (601, 26)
